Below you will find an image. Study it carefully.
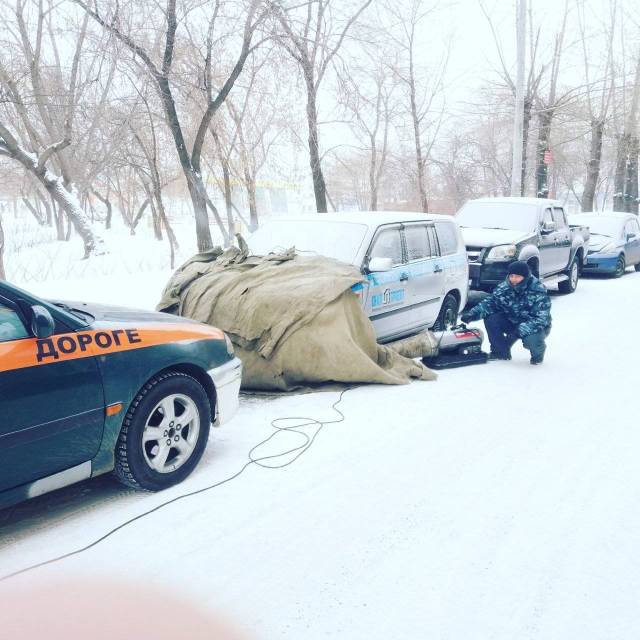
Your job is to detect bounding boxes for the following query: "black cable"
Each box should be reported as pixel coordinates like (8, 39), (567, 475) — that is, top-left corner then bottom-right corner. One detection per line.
(0, 387), (354, 583)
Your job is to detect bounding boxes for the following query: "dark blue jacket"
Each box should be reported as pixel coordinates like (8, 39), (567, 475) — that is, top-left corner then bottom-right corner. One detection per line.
(466, 275), (552, 337)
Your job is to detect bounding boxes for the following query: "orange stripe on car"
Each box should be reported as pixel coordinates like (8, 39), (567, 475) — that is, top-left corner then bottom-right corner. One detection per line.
(0, 323), (224, 374)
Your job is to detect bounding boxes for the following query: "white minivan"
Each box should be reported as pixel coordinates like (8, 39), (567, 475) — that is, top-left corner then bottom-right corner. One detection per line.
(247, 212), (469, 342)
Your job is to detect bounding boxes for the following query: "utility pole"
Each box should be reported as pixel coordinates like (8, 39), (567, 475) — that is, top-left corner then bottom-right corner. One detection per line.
(510, 0), (526, 196)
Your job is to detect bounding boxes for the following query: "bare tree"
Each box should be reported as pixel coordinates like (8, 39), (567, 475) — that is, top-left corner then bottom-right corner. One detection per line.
(74, 0), (269, 250)
(578, 0), (617, 211)
(479, 0), (545, 195)
(0, 0), (106, 256)
(270, 0), (373, 213)
(0, 207), (5, 279)
(384, 0), (448, 212)
(336, 42), (399, 210)
(0, 122), (104, 255)
(534, 0), (570, 198)
(613, 50), (640, 213)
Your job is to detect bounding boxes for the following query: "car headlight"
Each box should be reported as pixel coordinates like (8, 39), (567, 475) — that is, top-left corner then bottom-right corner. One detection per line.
(485, 245), (518, 261)
(224, 333), (235, 356)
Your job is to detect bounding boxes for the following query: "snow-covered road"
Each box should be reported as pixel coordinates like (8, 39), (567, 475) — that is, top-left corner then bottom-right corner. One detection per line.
(2, 273), (639, 639)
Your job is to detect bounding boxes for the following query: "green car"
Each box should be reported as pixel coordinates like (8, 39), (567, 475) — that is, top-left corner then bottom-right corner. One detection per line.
(0, 280), (242, 509)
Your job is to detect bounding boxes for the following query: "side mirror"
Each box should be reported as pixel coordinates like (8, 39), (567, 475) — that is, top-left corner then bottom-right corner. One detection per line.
(541, 221), (556, 234)
(31, 305), (55, 338)
(627, 233), (637, 241)
(367, 257), (393, 272)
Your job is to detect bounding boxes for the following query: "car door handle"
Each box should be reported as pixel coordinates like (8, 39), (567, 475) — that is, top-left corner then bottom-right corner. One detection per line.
(400, 272), (410, 281)
(434, 265), (443, 273)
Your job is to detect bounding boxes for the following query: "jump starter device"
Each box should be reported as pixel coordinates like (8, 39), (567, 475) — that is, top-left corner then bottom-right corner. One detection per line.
(422, 323), (489, 370)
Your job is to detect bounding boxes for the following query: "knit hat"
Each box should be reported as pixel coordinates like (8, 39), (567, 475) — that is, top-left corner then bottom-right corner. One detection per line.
(507, 260), (531, 278)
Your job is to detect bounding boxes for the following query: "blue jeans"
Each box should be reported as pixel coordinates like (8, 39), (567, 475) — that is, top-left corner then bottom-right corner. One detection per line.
(484, 313), (550, 359)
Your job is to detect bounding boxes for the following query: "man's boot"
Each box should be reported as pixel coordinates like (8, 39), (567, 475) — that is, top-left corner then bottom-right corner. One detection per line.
(489, 351), (512, 361)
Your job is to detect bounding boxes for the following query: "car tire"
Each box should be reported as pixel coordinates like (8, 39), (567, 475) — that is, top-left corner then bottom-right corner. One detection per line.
(558, 256), (579, 294)
(114, 371), (211, 491)
(613, 254), (626, 278)
(635, 262), (640, 272)
(433, 293), (459, 331)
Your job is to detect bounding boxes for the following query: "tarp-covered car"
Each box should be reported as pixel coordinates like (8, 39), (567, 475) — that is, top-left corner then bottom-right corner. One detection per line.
(158, 245), (438, 391)
(0, 280), (242, 509)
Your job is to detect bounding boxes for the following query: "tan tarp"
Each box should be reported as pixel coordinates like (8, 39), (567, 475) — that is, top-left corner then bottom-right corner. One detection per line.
(157, 245), (437, 390)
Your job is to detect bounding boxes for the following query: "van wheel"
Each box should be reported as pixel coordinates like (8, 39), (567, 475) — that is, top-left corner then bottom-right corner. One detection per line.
(433, 293), (459, 331)
(114, 371), (211, 491)
(558, 257), (579, 294)
(613, 254), (626, 278)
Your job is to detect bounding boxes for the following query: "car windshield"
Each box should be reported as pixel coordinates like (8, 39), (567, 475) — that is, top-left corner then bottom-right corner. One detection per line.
(570, 216), (622, 239)
(456, 202), (539, 233)
(247, 220), (368, 265)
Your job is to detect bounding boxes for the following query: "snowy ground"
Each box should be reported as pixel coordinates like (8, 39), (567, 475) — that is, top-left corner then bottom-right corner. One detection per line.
(1, 219), (639, 638)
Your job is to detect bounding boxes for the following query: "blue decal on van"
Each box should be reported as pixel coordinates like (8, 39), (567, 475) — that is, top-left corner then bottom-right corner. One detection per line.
(372, 288), (405, 308)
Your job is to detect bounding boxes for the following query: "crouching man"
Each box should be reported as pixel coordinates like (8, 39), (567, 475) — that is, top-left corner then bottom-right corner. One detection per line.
(460, 261), (552, 365)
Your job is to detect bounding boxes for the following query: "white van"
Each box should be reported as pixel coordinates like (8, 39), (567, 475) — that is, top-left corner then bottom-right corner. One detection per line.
(247, 212), (469, 342)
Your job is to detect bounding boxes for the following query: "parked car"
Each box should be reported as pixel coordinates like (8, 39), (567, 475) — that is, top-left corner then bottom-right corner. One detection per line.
(568, 212), (640, 277)
(455, 197), (589, 294)
(247, 212), (469, 342)
(0, 280), (242, 509)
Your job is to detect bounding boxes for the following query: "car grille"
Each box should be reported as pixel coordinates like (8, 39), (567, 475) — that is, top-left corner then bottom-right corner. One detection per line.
(466, 246), (484, 263)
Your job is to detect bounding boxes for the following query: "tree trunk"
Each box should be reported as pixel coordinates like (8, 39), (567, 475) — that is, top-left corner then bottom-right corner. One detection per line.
(130, 198), (150, 235)
(535, 109), (554, 198)
(244, 168), (258, 231)
(65, 207), (73, 241)
(369, 132), (378, 211)
(153, 184), (178, 269)
(221, 163), (234, 232)
(305, 76), (328, 213)
(22, 197), (46, 225)
(204, 195), (231, 247)
(520, 98), (533, 196)
(155, 76), (217, 251)
(581, 118), (605, 211)
(91, 188), (113, 229)
(150, 198), (163, 241)
(38, 191), (52, 226)
(187, 171), (225, 249)
(625, 136), (639, 214)
(613, 133), (629, 210)
(53, 200), (65, 240)
(139, 177), (163, 241)
(409, 83), (428, 212)
(0, 212), (5, 280)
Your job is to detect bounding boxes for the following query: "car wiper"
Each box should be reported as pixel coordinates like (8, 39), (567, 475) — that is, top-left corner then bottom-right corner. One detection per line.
(51, 301), (93, 323)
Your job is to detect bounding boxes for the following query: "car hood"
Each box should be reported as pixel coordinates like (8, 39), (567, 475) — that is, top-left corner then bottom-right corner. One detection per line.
(588, 236), (618, 252)
(459, 227), (534, 248)
(49, 300), (200, 326)
(43, 299), (226, 363)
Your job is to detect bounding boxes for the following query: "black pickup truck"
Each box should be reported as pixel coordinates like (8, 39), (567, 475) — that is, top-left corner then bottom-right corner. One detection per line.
(455, 197), (589, 293)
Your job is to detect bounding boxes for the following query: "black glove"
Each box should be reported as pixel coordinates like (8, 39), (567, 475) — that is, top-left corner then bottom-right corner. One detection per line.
(460, 311), (473, 324)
